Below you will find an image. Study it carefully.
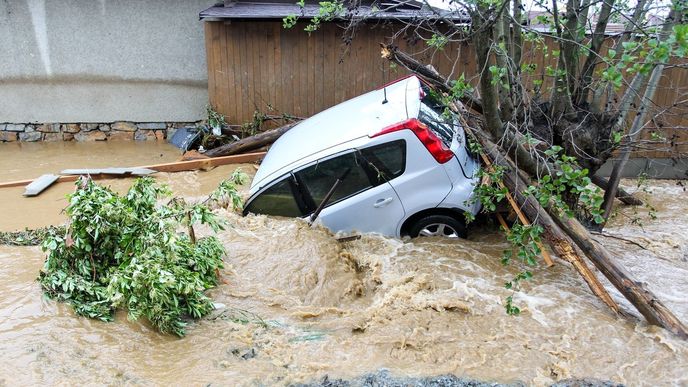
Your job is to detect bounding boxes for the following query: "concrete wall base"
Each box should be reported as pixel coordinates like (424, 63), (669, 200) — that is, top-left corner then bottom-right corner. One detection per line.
(596, 158), (688, 179)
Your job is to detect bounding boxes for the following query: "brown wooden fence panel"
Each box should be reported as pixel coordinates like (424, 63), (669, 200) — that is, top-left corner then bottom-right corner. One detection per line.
(205, 21), (687, 157)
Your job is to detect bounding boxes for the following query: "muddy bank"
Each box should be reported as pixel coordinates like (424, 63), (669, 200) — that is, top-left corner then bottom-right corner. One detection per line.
(0, 143), (686, 386)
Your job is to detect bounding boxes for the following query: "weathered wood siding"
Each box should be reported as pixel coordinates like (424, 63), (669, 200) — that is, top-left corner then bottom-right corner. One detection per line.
(205, 21), (687, 158)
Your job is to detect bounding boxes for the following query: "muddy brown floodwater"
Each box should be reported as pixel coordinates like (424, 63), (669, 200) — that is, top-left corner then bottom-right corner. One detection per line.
(0, 142), (687, 386)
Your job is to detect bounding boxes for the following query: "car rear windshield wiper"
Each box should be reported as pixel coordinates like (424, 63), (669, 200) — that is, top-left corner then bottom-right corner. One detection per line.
(309, 167), (351, 224)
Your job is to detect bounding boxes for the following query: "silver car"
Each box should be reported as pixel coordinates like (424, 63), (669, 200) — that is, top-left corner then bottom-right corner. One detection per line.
(243, 75), (481, 238)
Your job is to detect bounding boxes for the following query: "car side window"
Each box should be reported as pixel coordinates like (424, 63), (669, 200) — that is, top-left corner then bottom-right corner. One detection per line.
(244, 176), (302, 217)
(296, 152), (373, 209)
(359, 140), (406, 185)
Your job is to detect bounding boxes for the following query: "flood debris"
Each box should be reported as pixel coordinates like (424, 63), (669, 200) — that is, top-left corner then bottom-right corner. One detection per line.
(23, 174), (59, 196)
(60, 167), (157, 176)
(37, 174), (246, 336)
(0, 152), (264, 196)
(204, 121), (301, 157)
(380, 45), (688, 339)
(0, 225), (64, 246)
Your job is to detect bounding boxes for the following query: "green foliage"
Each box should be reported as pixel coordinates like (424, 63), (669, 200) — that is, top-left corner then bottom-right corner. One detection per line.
(283, 0), (345, 33)
(523, 146), (605, 224)
(465, 146), (604, 315)
(283, 14), (298, 29)
(472, 166), (509, 213)
(427, 33), (449, 50)
(206, 104), (227, 130)
(38, 174), (247, 336)
(489, 65), (510, 90)
(304, 1), (345, 33)
(0, 226), (64, 246)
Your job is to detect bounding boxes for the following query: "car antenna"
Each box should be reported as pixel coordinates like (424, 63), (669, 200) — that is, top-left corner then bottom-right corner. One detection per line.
(382, 87), (388, 104)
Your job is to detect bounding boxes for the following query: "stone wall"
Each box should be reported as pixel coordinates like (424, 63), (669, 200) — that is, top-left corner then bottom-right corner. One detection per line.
(0, 122), (200, 143)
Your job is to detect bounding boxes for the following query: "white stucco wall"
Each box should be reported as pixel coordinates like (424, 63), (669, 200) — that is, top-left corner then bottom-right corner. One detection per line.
(0, 0), (214, 123)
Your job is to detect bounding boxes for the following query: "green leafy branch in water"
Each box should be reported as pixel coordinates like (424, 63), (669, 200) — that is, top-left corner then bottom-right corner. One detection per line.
(38, 173), (247, 336)
(463, 143), (603, 316)
(0, 226), (65, 246)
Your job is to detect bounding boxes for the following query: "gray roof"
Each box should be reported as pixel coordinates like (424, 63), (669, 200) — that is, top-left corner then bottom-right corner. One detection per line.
(199, 0), (470, 22)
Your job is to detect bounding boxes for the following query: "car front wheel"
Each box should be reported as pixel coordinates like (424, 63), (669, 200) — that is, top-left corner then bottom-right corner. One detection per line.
(409, 215), (467, 239)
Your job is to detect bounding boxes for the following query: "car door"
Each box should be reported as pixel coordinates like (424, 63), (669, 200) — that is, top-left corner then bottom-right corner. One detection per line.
(295, 142), (406, 236)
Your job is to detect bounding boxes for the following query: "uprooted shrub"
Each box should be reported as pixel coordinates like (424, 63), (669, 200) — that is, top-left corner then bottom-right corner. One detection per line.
(38, 171), (247, 336)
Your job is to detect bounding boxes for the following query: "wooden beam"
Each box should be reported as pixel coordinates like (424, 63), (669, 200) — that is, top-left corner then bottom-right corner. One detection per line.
(0, 152), (266, 189)
(23, 174), (60, 196)
(141, 151), (265, 172)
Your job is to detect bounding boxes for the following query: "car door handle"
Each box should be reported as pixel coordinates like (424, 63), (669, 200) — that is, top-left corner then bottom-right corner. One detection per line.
(373, 197), (394, 208)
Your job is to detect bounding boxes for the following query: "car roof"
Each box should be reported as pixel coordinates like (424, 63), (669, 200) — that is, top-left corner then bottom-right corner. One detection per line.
(250, 75), (422, 192)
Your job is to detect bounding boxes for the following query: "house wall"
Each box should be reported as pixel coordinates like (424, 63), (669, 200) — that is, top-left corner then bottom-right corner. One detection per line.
(0, 0), (215, 124)
(205, 20), (688, 159)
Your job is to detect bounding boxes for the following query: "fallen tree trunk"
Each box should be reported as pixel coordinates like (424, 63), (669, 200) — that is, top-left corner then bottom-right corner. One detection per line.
(590, 175), (643, 206)
(383, 47), (687, 337)
(552, 207), (688, 338)
(483, 135), (687, 338)
(205, 121), (300, 157)
(383, 44), (644, 209)
(380, 44), (483, 114)
(475, 129), (621, 314)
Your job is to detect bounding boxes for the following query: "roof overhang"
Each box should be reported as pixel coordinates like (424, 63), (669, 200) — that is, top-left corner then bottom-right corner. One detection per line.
(199, 1), (470, 23)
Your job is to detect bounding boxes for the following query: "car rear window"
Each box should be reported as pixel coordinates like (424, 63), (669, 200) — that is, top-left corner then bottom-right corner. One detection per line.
(244, 177), (302, 217)
(419, 88), (455, 147)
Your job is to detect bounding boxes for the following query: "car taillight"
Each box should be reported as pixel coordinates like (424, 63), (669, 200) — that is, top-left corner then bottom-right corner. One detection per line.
(371, 118), (454, 164)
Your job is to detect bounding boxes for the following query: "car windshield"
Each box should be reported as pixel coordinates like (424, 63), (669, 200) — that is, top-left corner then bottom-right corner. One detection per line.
(418, 86), (456, 147)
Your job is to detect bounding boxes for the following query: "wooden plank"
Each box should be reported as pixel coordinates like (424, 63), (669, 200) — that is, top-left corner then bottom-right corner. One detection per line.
(265, 22), (276, 117)
(323, 23), (336, 109)
(211, 22), (224, 113)
(313, 28), (330, 114)
(206, 22), (218, 111)
(224, 23), (236, 124)
(238, 22), (249, 123)
(251, 22), (262, 115)
(273, 23), (284, 117)
(60, 168), (157, 176)
(301, 25), (309, 116)
(307, 31), (316, 116)
(230, 23), (243, 125)
(281, 25), (294, 116)
(334, 26), (345, 104)
(261, 21), (271, 116)
(142, 152), (266, 173)
(294, 24), (304, 116)
(0, 152), (266, 190)
(23, 174), (59, 197)
(216, 21), (229, 115)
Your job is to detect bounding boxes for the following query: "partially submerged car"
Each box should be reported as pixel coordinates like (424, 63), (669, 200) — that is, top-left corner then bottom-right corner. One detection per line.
(243, 75), (481, 238)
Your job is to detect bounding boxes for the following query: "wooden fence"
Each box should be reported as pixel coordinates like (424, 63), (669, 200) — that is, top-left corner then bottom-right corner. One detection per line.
(205, 20), (687, 158)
